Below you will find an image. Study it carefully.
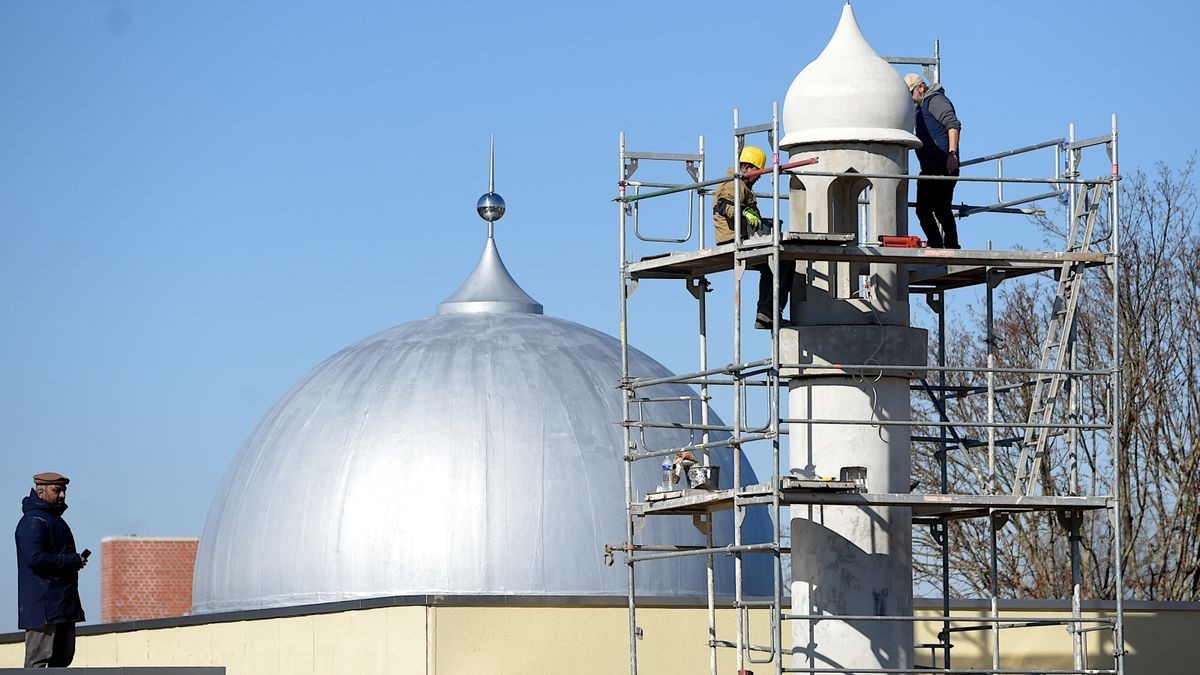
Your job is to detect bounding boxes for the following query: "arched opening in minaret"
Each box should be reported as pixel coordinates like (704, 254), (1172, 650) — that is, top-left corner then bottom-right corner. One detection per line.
(856, 184), (874, 300)
(828, 170), (873, 298)
(895, 179), (910, 238)
(827, 169), (871, 238)
(856, 184), (873, 243)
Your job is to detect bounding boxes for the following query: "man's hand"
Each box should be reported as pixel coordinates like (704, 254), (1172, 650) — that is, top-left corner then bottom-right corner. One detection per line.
(743, 210), (761, 228)
(946, 152), (960, 174)
(78, 555), (88, 569)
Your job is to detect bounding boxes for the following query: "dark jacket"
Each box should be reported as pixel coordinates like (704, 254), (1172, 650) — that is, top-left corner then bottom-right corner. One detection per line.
(15, 490), (85, 629)
(914, 84), (962, 174)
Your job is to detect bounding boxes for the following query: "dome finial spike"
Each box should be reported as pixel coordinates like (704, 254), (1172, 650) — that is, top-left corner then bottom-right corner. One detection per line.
(477, 135), (506, 239)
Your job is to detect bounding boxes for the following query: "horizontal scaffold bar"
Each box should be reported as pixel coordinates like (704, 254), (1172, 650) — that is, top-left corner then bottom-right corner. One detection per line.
(1067, 134), (1113, 151)
(943, 619), (1070, 634)
(777, 662), (1113, 667)
(630, 397), (705, 404)
(629, 376), (772, 388)
(616, 158), (818, 204)
(789, 363), (1111, 377)
(780, 417), (1109, 431)
(623, 150), (702, 162)
(959, 138), (1065, 167)
(626, 365), (1107, 391)
(960, 190), (1063, 218)
(753, 491), (1112, 512)
(625, 542), (776, 564)
(734, 121), (774, 136)
(626, 433), (770, 462)
(624, 359), (771, 389)
(883, 55), (938, 66)
(621, 420), (748, 433)
(785, 169), (1114, 185)
(911, 435), (1021, 448)
(780, 613), (1115, 625)
(634, 484), (1112, 517)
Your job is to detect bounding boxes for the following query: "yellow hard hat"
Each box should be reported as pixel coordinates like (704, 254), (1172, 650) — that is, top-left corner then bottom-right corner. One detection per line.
(739, 146), (766, 170)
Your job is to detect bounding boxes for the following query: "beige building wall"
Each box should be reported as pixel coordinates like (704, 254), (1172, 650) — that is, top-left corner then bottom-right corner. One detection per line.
(0, 606), (426, 674)
(0, 601), (1193, 673)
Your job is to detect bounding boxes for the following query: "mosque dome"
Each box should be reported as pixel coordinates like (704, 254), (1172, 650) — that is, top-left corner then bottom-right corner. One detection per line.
(781, 3), (920, 149)
(193, 237), (771, 613)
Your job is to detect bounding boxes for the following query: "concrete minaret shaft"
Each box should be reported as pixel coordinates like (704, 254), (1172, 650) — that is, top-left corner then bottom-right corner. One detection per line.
(779, 5), (928, 671)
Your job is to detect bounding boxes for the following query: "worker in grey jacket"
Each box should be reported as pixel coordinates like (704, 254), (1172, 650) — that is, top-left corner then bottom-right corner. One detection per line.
(905, 74), (962, 249)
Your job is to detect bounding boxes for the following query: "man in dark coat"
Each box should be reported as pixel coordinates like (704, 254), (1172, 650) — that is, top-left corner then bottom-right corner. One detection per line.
(15, 471), (87, 668)
(906, 73), (963, 249)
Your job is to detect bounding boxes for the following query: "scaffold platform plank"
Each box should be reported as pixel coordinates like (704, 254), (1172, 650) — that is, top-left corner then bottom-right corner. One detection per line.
(628, 237), (1108, 292)
(644, 476), (862, 509)
(635, 480), (1111, 521)
(908, 263), (1041, 291)
(629, 232), (854, 279)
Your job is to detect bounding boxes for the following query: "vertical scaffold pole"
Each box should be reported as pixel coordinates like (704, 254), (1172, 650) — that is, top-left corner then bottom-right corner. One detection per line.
(1069, 272), (1084, 671)
(987, 270), (997, 495)
(1065, 120), (1086, 671)
(731, 107), (746, 674)
(771, 101), (784, 675)
(933, 39), (941, 84)
(1070, 512), (1084, 670)
(1109, 112), (1126, 675)
(990, 512), (1001, 672)
(618, 132), (638, 675)
(696, 132), (718, 675)
(699, 135), (708, 251)
(938, 292), (951, 670)
(1068, 344), (1080, 496)
(1075, 324), (1084, 667)
(985, 260), (999, 665)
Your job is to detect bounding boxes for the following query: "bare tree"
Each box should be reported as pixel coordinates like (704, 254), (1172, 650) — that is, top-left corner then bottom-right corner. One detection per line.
(912, 159), (1200, 601)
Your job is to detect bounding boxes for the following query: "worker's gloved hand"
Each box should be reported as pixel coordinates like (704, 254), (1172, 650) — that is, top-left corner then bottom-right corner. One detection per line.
(742, 210), (761, 228)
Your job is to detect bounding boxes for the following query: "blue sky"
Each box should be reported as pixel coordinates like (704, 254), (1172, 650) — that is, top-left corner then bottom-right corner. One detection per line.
(2, 0), (1197, 631)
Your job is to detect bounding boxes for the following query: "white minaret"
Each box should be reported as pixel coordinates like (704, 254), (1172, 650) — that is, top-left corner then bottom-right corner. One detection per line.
(781, 4), (927, 671)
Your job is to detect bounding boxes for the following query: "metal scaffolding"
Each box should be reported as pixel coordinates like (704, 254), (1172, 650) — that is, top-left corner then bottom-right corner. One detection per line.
(612, 56), (1126, 675)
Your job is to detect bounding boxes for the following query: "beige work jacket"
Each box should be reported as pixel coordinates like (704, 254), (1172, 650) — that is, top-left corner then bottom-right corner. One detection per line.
(712, 168), (759, 245)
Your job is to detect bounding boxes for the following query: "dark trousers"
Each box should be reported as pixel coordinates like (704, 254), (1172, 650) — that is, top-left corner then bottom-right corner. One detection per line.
(755, 260), (795, 316)
(24, 622), (76, 668)
(915, 170), (960, 248)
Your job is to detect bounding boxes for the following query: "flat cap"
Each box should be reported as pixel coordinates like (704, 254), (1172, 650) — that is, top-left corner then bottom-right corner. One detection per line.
(33, 472), (70, 486)
(904, 73), (924, 92)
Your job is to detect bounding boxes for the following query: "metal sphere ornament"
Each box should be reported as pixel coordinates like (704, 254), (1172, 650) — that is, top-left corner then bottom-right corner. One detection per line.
(477, 191), (506, 223)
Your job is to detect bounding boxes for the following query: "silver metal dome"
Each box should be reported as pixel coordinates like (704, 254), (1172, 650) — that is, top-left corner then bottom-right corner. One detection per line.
(193, 239), (770, 613)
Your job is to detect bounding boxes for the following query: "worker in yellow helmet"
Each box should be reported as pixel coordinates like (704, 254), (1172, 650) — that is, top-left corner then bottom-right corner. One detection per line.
(712, 145), (794, 329)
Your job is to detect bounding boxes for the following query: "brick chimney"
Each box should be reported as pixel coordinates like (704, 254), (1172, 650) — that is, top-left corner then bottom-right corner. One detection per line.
(100, 536), (199, 623)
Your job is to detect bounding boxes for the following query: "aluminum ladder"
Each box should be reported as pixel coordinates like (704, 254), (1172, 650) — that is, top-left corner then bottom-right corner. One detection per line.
(1012, 181), (1104, 496)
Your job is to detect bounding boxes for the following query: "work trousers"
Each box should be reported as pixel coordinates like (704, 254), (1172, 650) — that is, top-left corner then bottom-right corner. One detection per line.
(24, 622), (76, 668)
(915, 170), (960, 249)
(755, 259), (796, 317)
